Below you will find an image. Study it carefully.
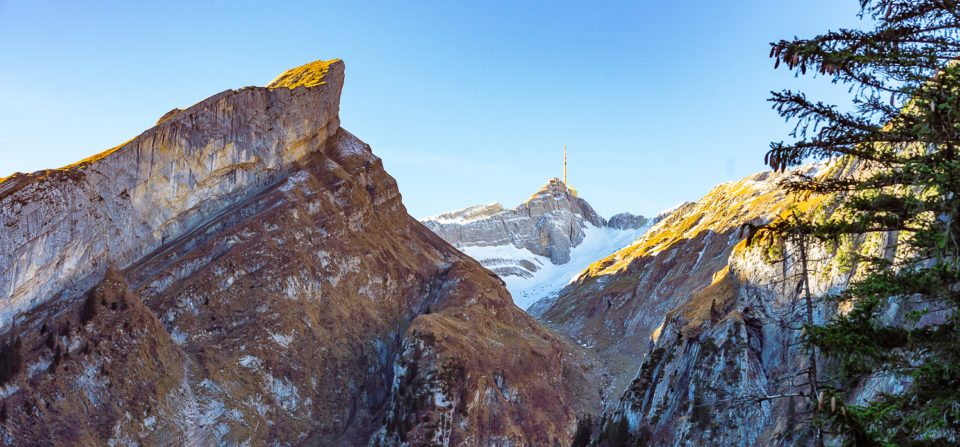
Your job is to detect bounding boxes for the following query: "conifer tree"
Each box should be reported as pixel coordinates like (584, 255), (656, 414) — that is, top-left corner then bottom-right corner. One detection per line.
(757, 1), (960, 444)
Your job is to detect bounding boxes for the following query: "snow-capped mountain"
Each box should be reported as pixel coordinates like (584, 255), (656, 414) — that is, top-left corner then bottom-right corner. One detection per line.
(421, 178), (672, 309)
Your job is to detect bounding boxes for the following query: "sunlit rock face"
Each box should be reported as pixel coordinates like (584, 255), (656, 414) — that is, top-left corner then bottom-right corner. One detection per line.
(0, 60), (345, 326)
(0, 60), (598, 446)
(530, 168), (812, 410)
(537, 159), (908, 445)
(422, 179), (660, 309)
(425, 178), (608, 265)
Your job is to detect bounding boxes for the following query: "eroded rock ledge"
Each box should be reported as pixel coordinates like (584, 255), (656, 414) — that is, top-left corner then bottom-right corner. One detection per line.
(0, 59), (599, 446)
(0, 60), (344, 326)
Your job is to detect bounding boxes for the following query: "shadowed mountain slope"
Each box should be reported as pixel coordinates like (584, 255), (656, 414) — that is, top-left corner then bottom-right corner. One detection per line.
(537, 159), (909, 445)
(0, 60), (599, 446)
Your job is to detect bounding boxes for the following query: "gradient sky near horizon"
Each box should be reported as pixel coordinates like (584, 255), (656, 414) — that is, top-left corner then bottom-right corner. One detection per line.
(0, 1), (867, 219)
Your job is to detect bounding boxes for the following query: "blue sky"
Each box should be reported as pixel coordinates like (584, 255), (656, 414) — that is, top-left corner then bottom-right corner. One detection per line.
(0, 1), (866, 218)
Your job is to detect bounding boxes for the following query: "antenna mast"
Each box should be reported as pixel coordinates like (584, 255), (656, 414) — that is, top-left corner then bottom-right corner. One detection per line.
(564, 146), (567, 185)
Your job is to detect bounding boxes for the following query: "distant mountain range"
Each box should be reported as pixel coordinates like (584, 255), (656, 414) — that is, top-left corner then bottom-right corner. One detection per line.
(421, 178), (676, 308)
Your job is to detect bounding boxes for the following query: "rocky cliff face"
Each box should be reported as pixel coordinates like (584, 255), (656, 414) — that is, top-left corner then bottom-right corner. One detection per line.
(422, 178), (658, 308)
(535, 159), (904, 445)
(0, 60), (345, 327)
(424, 178), (609, 266)
(0, 60), (598, 446)
(530, 167), (818, 412)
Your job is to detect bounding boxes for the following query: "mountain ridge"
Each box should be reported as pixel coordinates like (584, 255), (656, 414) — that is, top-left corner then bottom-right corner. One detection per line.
(0, 59), (346, 327)
(529, 159), (912, 445)
(0, 59), (600, 446)
(422, 177), (661, 308)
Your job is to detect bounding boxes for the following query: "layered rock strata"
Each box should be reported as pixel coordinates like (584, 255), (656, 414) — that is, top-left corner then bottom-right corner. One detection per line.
(0, 60), (345, 327)
(538, 159), (906, 445)
(422, 179), (657, 308)
(0, 60), (598, 446)
(424, 178), (611, 266)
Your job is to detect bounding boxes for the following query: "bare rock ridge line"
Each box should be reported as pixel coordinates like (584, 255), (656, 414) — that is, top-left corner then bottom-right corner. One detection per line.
(531, 168), (812, 408)
(0, 59), (598, 445)
(421, 177), (661, 308)
(0, 59), (345, 326)
(530, 159), (908, 445)
(424, 178), (620, 265)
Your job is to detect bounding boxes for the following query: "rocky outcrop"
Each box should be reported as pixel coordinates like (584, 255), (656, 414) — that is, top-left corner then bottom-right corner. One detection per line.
(0, 59), (345, 327)
(0, 60), (598, 446)
(606, 212), (648, 230)
(536, 159), (905, 445)
(600, 160), (905, 446)
(422, 179), (663, 309)
(373, 261), (601, 446)
(530, 168), (818, 402)
(428, 202), (505, 223)
(423, 178), (607, 266)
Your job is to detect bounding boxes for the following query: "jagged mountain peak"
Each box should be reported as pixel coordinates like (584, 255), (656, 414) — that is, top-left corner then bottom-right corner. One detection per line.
(148, 59), (343, 127)
(524, 177), (575, 203)
(516, 177), (606, 227)
(0, 59), (599, 445)
(422, 178), (669, 309)
(424, 178), (599, 228)
(0, 59), (347, 326)
(266, 58), (344, 89)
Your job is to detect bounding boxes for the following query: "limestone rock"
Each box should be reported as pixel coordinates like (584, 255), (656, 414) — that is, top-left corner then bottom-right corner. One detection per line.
(422, 179), (663, 308)
(0, 59), (597, 446)
(424, 178), (606, 265)
(606, 212), (648, 230)
(156, 108), (181, 125)
(531, 168), (808, 407)
(537, 159), (908, 445)
(0, 59), (344, 327)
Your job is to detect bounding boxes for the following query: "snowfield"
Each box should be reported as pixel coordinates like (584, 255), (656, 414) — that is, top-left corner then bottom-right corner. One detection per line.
(463, 222), (654, 310)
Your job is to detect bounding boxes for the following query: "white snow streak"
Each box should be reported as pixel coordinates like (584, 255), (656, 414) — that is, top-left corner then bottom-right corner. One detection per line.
(463, 223), (654, 310)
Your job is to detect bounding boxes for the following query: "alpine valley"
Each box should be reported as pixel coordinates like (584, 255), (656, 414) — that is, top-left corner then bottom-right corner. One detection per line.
(0, 59), (907, 446)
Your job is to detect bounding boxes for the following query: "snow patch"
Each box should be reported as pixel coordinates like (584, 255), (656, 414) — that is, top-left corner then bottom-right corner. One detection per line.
(170, 329), (187, 345)
(0, 383), (19, 400)
(463, 222), (655, 309)
(422, 203), (503, 224)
